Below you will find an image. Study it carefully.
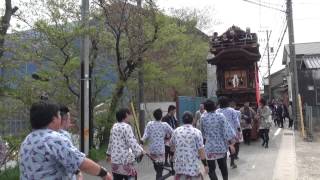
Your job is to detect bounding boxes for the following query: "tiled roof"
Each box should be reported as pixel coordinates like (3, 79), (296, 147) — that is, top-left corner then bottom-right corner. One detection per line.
(285, 42), (320, 55)
(282, 42), (320, 64)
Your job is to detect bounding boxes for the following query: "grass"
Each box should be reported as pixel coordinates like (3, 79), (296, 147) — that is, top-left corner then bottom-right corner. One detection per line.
(0, 166), (19, 180)
(88, 145), (107, 162)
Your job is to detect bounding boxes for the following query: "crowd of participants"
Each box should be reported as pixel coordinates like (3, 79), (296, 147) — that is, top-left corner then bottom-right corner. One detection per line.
(19, 96), (287, 180)
(268, 100), (293, 129)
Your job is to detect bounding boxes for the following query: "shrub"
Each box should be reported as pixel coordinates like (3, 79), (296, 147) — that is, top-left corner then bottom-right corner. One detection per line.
(88, 145), (107, 162)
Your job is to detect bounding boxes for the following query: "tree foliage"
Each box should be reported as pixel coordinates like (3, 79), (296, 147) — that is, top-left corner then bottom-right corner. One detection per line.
(96, 0), (159, 138)
(129, 11), (209, 102)
(0, 0), (211, 148)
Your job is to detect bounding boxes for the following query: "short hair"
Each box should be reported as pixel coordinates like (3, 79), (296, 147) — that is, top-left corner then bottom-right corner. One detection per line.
(153, 109), (163, 121)
(116, 108), (131, 122)
(199, 103), (205, 109)
(218, 96), (230, 108)
(259, 98), (267, 106)
(168, 105), (176, 112)
(30, 101), (60, 129)
(182, 111), (193, 124)
(59, 105), (70, 119)
(204, 99), (216, 112)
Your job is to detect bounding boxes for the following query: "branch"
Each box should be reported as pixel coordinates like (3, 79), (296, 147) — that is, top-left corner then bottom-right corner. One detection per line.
(34, 49), (59, 66)
(139, 5), (159, 54)
(117, 0), (129, 33)
(123, 63), (135, 81)
(140, 23), (158, 53)
(115, 32), (125, 80)
(97, 0), (125, 78)
(60, 39), (70, 66)
(62, 74), (80, 98)
(96, 0), (119, 39)
(0, 0), (18, 34)
(36, 24), (79, 98)
(60, 46), (79, 98)
(129, 1), (159, 56)
(89, 39), (99, 69)
(0, 0), (19, 58)
(124, 22), (137, 64)
(89, 38), (101, 99)
(13, 13), (34, 30)
(93, 77), (108, 98)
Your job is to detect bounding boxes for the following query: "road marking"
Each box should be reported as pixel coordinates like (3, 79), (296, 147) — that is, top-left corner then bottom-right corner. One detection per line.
(272, 128), (282, 140)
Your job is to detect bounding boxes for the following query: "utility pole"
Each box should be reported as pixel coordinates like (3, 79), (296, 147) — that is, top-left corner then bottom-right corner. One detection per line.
(287, 0), (299, 127)
(137, 0), (145, 135)
(266, 30), (272, 101)
(80, 0), (90, 154)
(243, 0), (299, 127)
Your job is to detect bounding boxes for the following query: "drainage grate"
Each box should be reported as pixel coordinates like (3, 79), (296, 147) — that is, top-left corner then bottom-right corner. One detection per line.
(284, 132), (294, 136)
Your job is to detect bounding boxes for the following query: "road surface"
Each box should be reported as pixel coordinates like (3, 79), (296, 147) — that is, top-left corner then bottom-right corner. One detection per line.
(84, 126), (296, 180)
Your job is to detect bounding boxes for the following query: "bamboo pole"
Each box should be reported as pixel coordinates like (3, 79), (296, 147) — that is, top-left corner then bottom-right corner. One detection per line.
(298, 94), (305, 138)
(130, 102), (141, 139)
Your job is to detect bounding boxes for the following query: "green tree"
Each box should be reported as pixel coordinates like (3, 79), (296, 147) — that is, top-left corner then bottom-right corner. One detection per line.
(129, 11), (209, 102)
(0, 0), (18, 99)
(13, 0), (115, 120)
(0, 0), (18, 59)
(96, 0), (159, 138)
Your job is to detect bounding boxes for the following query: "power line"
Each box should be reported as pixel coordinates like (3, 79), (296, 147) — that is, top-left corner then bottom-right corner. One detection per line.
(242, 0), (286, 13)
(263, 24), (287, 78)
(259, 0), (285, 7)
(260, 14), (286, 77)
(259, 1), (286, 69)
(295, 17), (320, 21)
(261, 24), (286, 77)
(272, 16), (287, 45)
(270, 24), (287, 67)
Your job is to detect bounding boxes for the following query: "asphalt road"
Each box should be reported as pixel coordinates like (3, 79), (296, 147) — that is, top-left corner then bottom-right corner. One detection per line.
(84, 126), (284, 180)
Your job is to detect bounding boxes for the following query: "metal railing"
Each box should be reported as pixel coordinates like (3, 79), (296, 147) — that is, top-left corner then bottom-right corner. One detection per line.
(303, 105), (320, 141)
(0, 119), (28, 136)
(304, 105), (313, 141)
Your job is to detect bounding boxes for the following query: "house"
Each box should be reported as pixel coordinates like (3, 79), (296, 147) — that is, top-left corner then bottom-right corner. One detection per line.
(283, 42), (320, 105)
(263, 68), (288, 104)
(282, 42), (320, 129)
